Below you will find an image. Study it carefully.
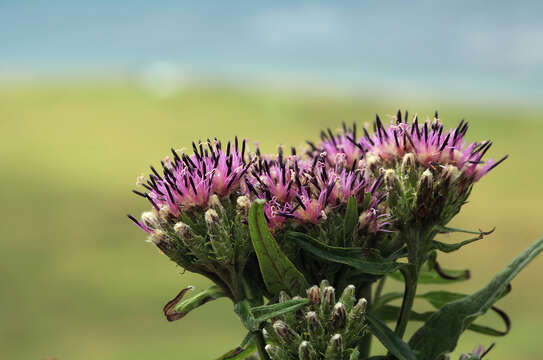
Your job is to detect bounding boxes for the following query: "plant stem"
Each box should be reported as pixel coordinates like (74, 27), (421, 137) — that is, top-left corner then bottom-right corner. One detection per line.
(394, 265), (418, 338)
(358, 283), (373, 359)
(253, 330), (271, 360)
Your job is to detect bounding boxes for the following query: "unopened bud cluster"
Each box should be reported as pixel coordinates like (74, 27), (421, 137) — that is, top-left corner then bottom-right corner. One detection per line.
(264, 281), (367, 360)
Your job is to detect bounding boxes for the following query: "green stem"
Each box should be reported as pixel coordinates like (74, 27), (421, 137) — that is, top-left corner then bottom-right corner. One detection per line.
(253, 330), (271, 360)
(358, 283), (373, 359)
(394, 265), (418, 338)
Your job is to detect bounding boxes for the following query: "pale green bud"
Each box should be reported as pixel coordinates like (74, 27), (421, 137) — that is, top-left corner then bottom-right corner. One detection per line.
(204, 208), (219, 226)
(339, 285), (356, 312)
(265, 344), (286, 360)
(420, 169), (434, 190)
(236, 195), (251, 217)
(320, 286), (335, 320)
(307, 285), (321, 305)
(273, 320), (301, 346)
(141, 211), (160, 229)
(158, 205), (176, 223)
(401, 153), (416, 173)
(365, 153), (380, 172)
(306, 311), (324, 339)
(173, 221), (195, 247)
(384, 169), (398, 189)
(298, 340), (317, 360)
(331, 302), (347, 331)
(325, 334), (343, 360)
(150, 229), (174, 253)
(207, 194), (224, 212)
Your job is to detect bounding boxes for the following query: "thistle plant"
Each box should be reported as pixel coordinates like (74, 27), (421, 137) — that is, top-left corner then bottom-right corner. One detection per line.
(128, 111), (543, 360)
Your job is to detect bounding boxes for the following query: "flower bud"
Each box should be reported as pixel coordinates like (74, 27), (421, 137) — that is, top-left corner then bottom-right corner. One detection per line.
(141, 211), (160, 229)
(273, 320), (301, 346)
(236, 195), (251, 217)
(158, 205), (176, 223)
(150, 229), (174, 253)
(207, 194), (224, 212)
(320, 286), (336, 320)
(401, 153), (416, 173)
(298, 341), (317, 360)
(441, 164), (461, 185)
(325, 334), (344, 360)
(319, 279), (330, 292)
(384, 169), (398, 189)
(306, 311), (324, 339)
(265, 344), (286, 360)
(173, 221), (195, 248)
(331, 302), (347, 331)
(365, 153), (380, 172)
(307, 285), (321, 305)
(420, 169), (434, 191)
(204, 209), (219, 227)
(339, 285), (356, 312)
(347, 298), (367, 334)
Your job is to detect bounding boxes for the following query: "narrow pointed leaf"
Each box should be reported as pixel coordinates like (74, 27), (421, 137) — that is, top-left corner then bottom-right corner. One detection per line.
(290, 232), (402, 275)
(389, 266), (470, 284)
(366, 313), (417, 360)
(373, 305), (508, 336)
(409, 237), (543, 360)
(163, 285), (227, 322)
(251, 298), (309, 323)
(216, 342), (257, 360)
(249, 200), (309, 296)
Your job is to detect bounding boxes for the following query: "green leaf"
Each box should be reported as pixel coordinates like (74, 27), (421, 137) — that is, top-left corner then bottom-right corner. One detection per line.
(431, 228), (494, 253)
(251, 298), (309, 323)
(249, 199), (309, 296)
(289, 232), (402, 275)
(162, 285), (227, 322)
(389, 266), (470, 284)
(409, 237), (543, 360)
(216, 339), (257, 360)
(366, 313), (417, 360)
(373, 305), (510, 337)
(344, 196), (358, 245)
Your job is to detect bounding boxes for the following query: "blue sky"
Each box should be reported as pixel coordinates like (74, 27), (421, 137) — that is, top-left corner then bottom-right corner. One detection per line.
(1, 1), (542, 101)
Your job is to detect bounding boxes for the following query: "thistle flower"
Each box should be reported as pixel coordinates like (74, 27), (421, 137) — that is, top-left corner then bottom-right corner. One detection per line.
(132, 138), (252, 218)
(263, 282), (368, 360)
(309, 123), (365, 168)
(312, 111), (507, 183)
(128, 138), (258, 302)
(359, 111), (507, 182)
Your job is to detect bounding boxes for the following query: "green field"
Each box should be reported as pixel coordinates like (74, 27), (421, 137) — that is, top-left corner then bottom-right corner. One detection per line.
(1, 83), (542, 359)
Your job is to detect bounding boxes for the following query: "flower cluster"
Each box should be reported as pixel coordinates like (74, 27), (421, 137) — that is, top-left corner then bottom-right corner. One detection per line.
(315, 111), (507, 182)
(127, 110), (520, 360)
(264, 281), (367, 360)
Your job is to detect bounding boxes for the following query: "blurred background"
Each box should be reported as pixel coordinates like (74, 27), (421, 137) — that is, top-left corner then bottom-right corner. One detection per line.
(1, 1), (542, 359)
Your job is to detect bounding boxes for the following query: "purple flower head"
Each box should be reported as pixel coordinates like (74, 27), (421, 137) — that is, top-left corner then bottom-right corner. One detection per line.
(308, 123), (365, 168)
(131, 138), (252, 220)
(312, 111), (507, 183)
(357, 111), (507, 182)
(246, 146), (300, 203)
